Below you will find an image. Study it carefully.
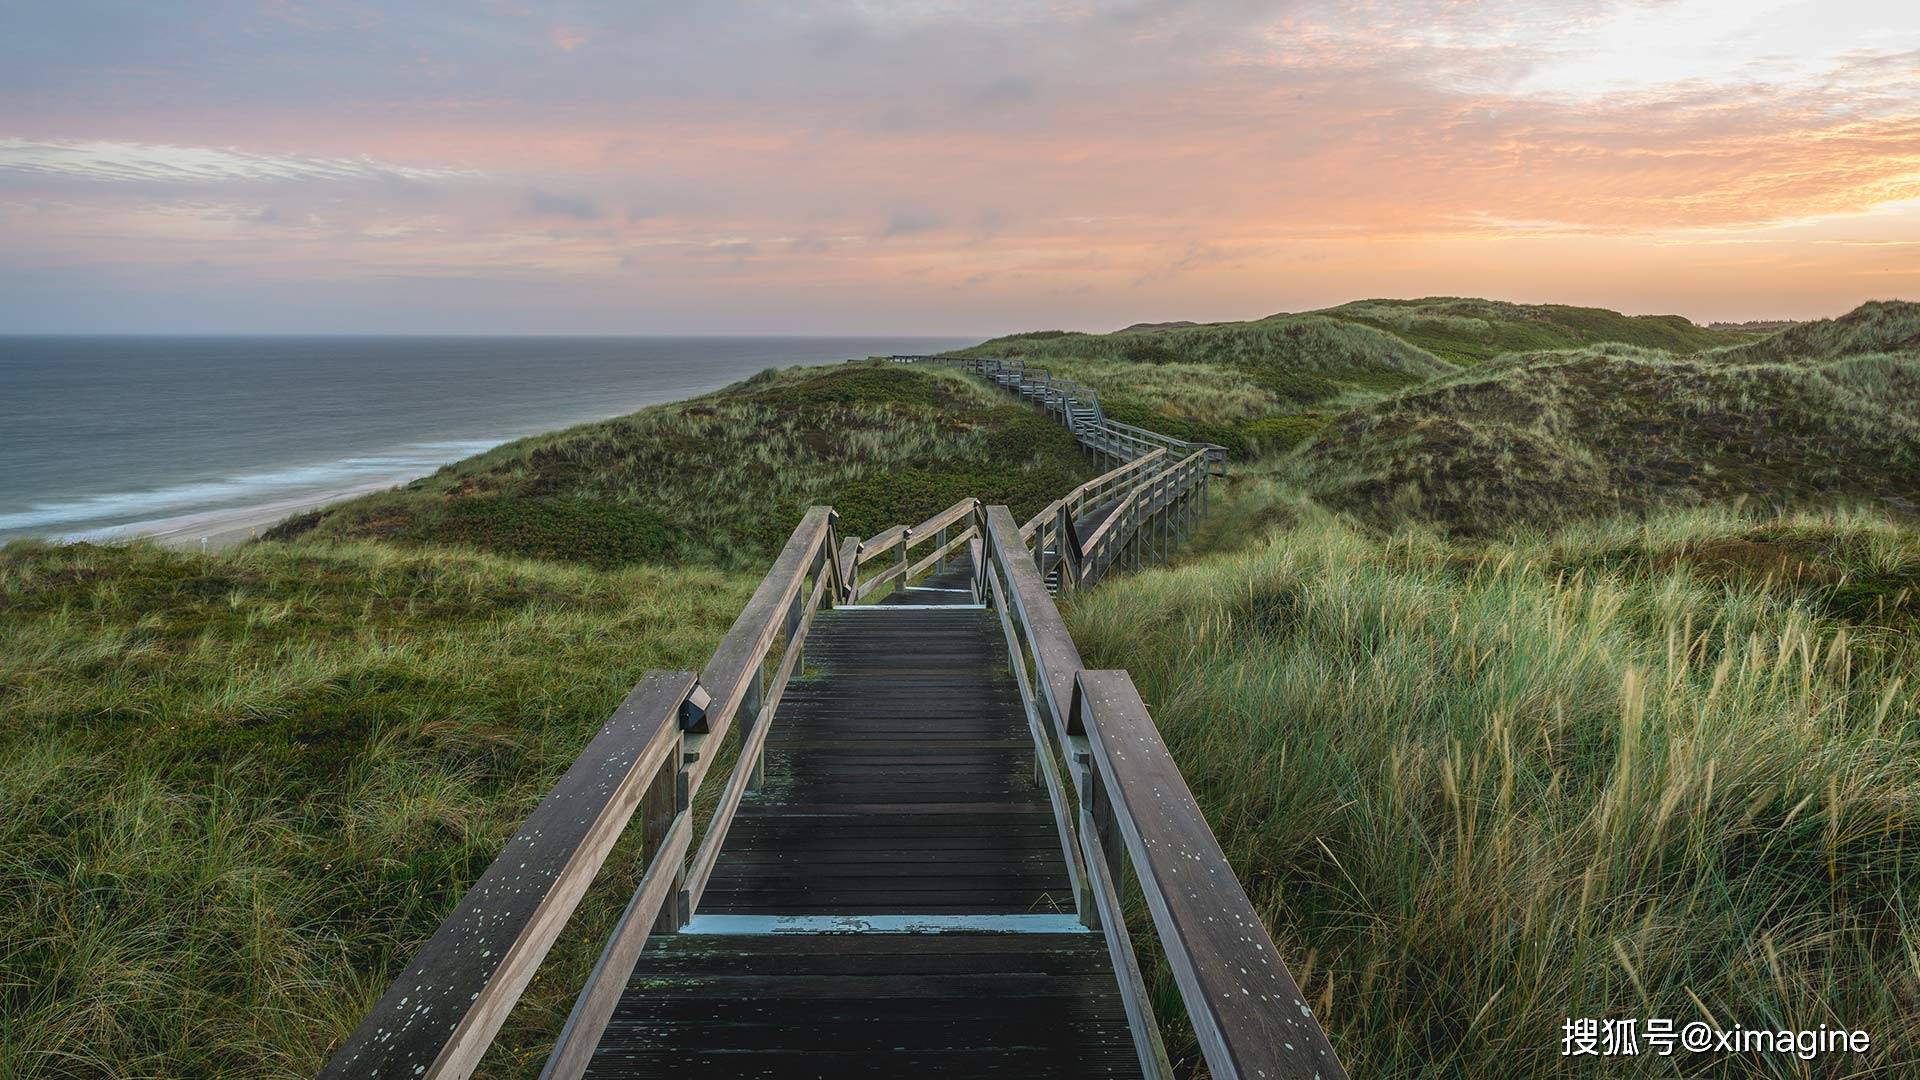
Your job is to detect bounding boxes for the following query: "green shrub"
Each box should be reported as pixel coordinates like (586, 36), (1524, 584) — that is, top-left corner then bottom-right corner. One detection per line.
(414, 497), (674, 568)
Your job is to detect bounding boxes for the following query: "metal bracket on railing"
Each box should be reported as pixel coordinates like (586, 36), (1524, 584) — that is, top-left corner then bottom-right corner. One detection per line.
(678, 682), (713, 732)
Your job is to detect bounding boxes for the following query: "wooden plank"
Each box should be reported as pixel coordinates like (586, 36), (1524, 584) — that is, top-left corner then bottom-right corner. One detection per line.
(1073, 670), (1347, 1080)
(986, 564), (1086, 905)
(903, 524), (975, 583)
(851, 523), (909, 566)
(1077, 781), (1175, 1079)
(318, 670), (695, 1080)
(907, 496), (980, 538)
(585, 933), (1141, 1079)
(697, 605), (1072, 917)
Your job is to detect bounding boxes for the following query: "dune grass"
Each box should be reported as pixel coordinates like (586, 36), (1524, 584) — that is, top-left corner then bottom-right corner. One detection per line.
(1296, 304), (1920, 536)
(274, 362), (1094, 569)
(0, 539), (755, 1078)
(1067, 496), (1920, 1076)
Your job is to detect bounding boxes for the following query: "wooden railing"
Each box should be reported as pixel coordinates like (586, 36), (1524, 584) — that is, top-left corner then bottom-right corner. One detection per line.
(318, 508), (845, 1080)
(980, 505), (1348, 1080)
(888, 353), (1229, 477)
(840, 496), (982, 602)
(322, 360), (1345, 1079)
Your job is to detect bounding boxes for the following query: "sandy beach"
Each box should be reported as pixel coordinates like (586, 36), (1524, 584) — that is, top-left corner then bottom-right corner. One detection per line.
(67, 478), (403, 550)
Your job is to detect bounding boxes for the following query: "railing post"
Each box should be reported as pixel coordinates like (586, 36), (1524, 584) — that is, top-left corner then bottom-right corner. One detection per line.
(893, 529), (910, 594)
(656, 742), (693, 934)
(1055, 502), (1076, 591)
(743, 659), (767, 789)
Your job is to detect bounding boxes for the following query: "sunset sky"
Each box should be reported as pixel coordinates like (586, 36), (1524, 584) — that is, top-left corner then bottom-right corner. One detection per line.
(3, 1), (1916, 334)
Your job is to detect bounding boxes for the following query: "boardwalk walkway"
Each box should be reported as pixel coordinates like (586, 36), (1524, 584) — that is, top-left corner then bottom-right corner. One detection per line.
(320, 357), (1345, 1080)
(585, 601), (1139, 1077)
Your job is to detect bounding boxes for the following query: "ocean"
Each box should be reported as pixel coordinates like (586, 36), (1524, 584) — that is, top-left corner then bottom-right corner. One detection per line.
(0, 335), (974, 544)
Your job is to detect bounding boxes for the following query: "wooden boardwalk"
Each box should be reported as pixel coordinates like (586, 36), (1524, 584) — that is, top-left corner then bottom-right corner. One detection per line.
(585, 602), (1140, 1076)
(319, 357), (1345, 1080)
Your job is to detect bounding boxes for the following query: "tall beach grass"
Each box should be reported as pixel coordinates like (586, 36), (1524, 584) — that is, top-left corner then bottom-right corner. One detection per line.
(1068, 499), (1920, 1076)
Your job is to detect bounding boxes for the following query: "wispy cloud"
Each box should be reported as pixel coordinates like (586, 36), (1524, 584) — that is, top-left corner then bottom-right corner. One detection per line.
(0, 138), (477, 185)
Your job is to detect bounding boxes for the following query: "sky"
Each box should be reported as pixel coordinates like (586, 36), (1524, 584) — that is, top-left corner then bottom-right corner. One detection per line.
(1, 0), (1916, 335)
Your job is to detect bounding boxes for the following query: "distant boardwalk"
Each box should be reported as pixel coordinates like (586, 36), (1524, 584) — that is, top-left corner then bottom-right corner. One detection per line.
(319, 358), (1345, 1080)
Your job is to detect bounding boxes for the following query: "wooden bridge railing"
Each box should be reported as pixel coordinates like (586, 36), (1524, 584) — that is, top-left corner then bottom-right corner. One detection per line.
(980, 505), (1348, 1080)
(888, 353), (1229, 478)
(840, 496), (982, 602)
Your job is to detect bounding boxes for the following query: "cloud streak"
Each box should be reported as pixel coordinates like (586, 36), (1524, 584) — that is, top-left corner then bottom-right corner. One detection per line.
(0, 138), (475, 185)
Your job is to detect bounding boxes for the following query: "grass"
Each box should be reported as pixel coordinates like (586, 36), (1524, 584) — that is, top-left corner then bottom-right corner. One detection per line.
(0, 540), (755, 1078)
(1067, 495), (1920, 1076)
(1295, 302), (1920, 536)
(271, 362), (1095, 569)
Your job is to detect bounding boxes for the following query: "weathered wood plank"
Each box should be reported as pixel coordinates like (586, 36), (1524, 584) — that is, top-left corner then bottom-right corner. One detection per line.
(983, 506), (1085, 747)
(1073, 670), (1346, 1080)
(584, 933), (1141, 1079)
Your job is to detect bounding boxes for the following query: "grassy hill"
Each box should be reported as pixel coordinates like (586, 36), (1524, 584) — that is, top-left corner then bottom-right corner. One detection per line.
(1296, 302), (1920, 535)
(270, 362), (1095, 568)
(953, 298), (1750, 456)
(966, 297), (1920, 1072)
(5, 295), (1914, 1077)
(953, 315), (1455, 454)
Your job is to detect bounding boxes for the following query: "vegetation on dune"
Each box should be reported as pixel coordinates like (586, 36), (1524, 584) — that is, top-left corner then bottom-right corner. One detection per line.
(1296, 303), (1920, 535)
(0, 539), (754, 1077)
(954, 297), (1750, 457)
(1316, 296), (1749, 367)
(1069, 496), (1920, 1076)
(1710, 298), (1920, 365)
(270, 362), (1094, 568)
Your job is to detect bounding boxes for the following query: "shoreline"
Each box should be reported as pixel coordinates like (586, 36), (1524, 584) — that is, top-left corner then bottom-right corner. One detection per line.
(58, 477), (412, 551)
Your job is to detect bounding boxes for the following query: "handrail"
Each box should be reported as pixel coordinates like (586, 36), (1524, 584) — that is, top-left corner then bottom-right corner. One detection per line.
(981, 506), (1347, 1080)
(1021, 447), (1168, 538)
(843, 497), (980, 602)
(322, 509), (847, 1080)
(1073, 670), (1347, 1080)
